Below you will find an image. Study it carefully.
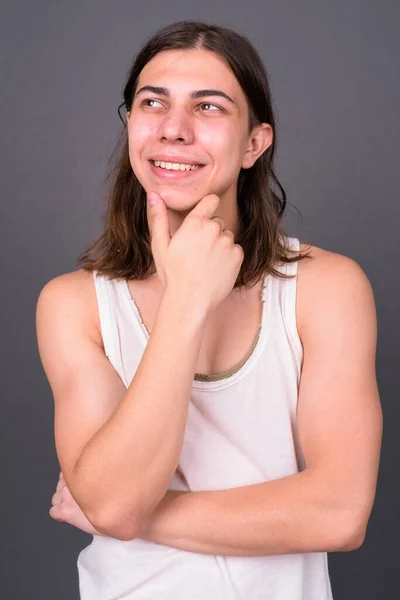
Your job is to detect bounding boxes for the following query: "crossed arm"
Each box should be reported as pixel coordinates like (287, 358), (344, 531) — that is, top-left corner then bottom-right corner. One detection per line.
(51, 255), (382, 556)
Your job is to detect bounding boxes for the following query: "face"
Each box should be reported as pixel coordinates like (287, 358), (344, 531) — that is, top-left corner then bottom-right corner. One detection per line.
(126, 48), (272, 227)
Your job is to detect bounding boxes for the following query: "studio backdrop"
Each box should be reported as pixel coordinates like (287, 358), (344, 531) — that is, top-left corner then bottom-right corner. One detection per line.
(1, 1), (398, 599)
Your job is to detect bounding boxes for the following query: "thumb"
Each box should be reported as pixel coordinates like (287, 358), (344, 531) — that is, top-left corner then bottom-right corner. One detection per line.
(147, 191), (171, 257)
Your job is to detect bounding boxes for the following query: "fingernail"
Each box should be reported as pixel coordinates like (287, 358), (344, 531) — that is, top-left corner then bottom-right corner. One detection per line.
(148, 192), (159, 206)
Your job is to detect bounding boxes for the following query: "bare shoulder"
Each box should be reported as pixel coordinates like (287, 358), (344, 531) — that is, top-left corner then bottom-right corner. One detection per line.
(296, 242), (376, 343)
(36, 268), (101, 346)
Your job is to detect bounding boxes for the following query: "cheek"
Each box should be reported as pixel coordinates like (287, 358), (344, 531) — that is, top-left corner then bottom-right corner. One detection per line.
(200, 123), (242, 162)
(200, 126), (244, 180)
(128, 119), (157, 156)
(199, 123), (229, 152)
(127, 121), (157, 176)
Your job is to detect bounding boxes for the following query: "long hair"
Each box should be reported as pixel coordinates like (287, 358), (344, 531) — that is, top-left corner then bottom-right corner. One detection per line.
(77, 20), (312, 286)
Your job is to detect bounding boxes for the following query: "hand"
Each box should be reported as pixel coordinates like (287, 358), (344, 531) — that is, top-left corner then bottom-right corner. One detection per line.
(147, 191), (244, 313)
(50, 471), (188, 543)
(50, 471), (102, 536)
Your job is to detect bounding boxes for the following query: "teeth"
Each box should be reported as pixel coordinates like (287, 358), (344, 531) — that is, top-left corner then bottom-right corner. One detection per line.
(153, 160), (200, 171)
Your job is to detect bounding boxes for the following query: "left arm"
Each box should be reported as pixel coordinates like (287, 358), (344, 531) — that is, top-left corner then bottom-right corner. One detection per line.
(52, 256), (382, 556)
(137, 255), (382, 556)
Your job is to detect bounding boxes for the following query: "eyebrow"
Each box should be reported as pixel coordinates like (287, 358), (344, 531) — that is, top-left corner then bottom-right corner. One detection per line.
(134, 85), (237, 106)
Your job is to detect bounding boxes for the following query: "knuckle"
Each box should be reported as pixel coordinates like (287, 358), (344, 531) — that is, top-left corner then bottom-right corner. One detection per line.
(220, 232), (233, 247)
(49, 505), (61, 520)
(234, 243), (244, 257)
(207, 219), (221, 236)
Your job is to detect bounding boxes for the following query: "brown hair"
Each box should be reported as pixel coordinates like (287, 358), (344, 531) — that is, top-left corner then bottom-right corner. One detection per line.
(77, 20), (312, 286)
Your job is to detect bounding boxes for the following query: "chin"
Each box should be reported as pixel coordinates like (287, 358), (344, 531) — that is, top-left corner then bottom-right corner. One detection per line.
(155, 189), (204, 210)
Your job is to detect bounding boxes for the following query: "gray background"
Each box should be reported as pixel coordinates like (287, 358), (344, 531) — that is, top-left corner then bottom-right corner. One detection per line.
(1, 1), (398, 598)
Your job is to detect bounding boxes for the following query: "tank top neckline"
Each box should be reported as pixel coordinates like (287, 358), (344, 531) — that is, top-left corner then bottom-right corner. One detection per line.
(119, 273), (272, 392)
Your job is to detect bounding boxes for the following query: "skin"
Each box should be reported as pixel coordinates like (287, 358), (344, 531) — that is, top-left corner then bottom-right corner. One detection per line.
(49, 48), (382, 556)
(125, 47), (273, 240)
(50, 46), (273, 535)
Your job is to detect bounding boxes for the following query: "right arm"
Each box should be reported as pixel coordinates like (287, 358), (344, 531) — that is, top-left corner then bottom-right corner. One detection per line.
(36, 271), (207, 541)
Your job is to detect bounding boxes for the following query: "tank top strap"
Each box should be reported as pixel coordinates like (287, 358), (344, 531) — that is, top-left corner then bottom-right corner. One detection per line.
(278, 236), (303, 374)
(92, 270), (129, 386)
(92, 270), (114, 358)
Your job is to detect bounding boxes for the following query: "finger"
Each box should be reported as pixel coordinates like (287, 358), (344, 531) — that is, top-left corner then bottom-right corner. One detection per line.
(210, 216), (234, 240)
(49, 505), (65, 522)
(147, 192), (171, 259)
(61, 485), (73, 499)
(210, 216), (225, 231)
(188, 193), (221, 220)
(56, 478), (66, 492)
(52, 490), (63, 505)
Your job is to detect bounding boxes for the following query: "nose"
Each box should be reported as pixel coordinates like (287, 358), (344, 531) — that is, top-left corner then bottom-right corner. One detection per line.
(158, 106), (194, 144)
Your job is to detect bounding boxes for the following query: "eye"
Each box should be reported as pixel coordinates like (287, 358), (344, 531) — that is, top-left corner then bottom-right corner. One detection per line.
(141, 98), (163, 108)
(199, 102), (222, 112)
(140, 98), (222, 112)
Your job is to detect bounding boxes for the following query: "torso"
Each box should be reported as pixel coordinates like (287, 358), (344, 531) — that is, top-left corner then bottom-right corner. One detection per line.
(125, 267), (265, 377)
(79, 242), (326, 378)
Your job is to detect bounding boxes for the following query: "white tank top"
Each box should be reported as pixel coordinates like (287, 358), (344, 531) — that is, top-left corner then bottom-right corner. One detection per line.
(77, 236), (334, 600)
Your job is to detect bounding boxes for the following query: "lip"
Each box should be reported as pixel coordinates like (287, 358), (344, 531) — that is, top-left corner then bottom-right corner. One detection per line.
(148, 160), (206, 180)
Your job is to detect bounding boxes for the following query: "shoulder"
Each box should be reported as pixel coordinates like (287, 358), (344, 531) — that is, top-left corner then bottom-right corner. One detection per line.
(36, 268), (102, 346)
(296, 242), (376, 344)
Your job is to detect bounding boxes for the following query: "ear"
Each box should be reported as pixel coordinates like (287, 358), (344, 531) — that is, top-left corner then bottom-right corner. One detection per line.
(241, 123), (273, 169)
(126, 111), (131, 123)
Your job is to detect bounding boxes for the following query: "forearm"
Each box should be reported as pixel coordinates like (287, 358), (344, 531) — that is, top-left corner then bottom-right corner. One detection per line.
(73, 290), (208, 539)
(139, 470), (362, 555)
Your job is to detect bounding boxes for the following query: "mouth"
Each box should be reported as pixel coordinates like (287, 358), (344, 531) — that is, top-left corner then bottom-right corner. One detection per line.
(148, 159), (206, 180)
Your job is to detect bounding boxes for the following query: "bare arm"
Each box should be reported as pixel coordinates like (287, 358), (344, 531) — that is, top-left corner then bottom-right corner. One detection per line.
(36, 271), (207, 541)
(39, 192), (243, 542)
(134, 254), (382, 554)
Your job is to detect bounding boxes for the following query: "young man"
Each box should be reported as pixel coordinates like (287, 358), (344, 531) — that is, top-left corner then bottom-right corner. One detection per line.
(37, 20), (382, 600)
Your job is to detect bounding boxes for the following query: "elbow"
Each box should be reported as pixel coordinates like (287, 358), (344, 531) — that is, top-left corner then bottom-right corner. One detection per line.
(70, 465), (140, 541)
(335, 527), (366, 552)
(329, 511), (368, 552)
(89, 507), (140, 542)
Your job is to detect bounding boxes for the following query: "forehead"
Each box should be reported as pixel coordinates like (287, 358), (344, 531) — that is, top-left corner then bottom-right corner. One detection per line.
(137, 48), (243, 100)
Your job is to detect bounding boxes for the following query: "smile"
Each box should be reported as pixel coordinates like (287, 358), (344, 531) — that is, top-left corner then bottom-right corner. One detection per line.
(149, 160), (205, 179)
(151, 160), (201, 171)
